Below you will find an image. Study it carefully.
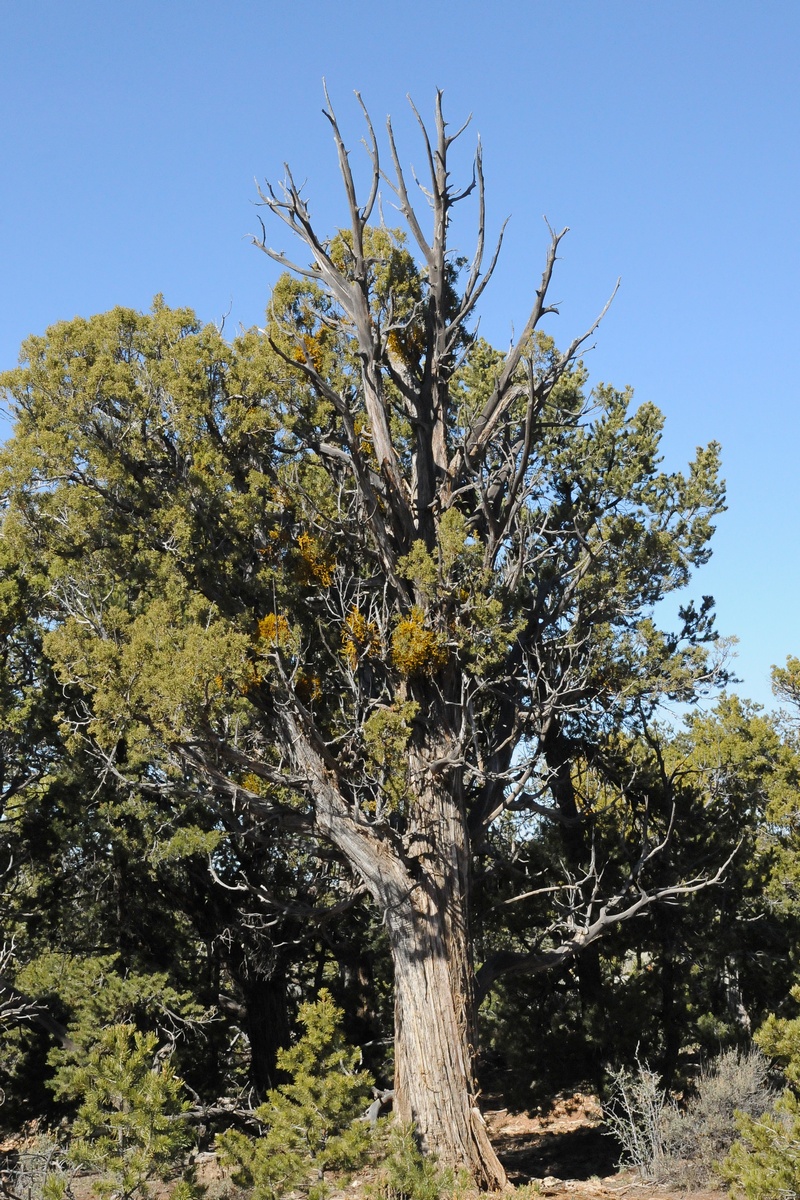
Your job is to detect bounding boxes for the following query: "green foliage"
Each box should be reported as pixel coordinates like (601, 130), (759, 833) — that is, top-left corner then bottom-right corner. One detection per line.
(771, 654), (800, 711)
(17, 952), (206, 1043)
(0, 952), (210, 1128)
(216, 990), (373, 1200)
(653, 697), (800, 1060)
(0, 295), (728, 814)
(362, 701), (419, 812)
(367, 1124), (460, 1200)
(478, 692), (799, 1105)
(757, 992), (800, 1087)
(17, 951), (206, 1056)
(56, 1023), (199, 1200)
(721, 1091), (800, 1200)
(719, 997), (800, 1198)
(0, 299), (286, 768)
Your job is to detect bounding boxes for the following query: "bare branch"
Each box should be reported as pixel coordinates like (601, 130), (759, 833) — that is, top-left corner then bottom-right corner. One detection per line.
(407, 94), (437, 201)
(384, 114), (433, 262)
(475, 842), (740, 1004)
(454, 222), (568, 478)
(355, 90), (381, 223)
(452, 138), (509, 331)
(322, 82), (366, 260)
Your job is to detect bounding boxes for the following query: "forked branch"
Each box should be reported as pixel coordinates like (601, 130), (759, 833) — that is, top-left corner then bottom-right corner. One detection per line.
(475, 841), (740, 1004)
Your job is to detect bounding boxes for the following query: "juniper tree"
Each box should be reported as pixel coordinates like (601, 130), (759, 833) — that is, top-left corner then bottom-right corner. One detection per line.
(0, 530), (360, 1110)
(0, 93), (729, 1185)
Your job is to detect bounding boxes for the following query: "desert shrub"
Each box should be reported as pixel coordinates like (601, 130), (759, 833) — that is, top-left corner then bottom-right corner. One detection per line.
(0, 1136), (77, 1200)
(661, 1047), (776, 1187)
(604, 1057), (668, 1180)
(216, 990), (373, 1200)
(605, 1048), (775, 1186)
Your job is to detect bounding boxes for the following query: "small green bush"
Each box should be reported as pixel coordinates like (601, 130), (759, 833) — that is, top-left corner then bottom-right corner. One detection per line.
(718, 996), (800, 1198)
(721, 1090), (800, 1200)
(216, 990), (373, 1200)
(53, 1023), (199, 1200)
(2, 951), (209, 1127)
(367, 1123), (461, 1200)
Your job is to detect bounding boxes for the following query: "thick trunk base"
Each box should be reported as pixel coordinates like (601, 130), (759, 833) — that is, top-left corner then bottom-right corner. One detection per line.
(390, 899), (507, 1190)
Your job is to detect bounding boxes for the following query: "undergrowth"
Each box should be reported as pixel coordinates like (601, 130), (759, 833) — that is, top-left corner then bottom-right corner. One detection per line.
(605, 1047), (776, 1186)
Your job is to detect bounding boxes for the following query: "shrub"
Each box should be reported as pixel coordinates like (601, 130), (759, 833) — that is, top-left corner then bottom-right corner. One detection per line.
(662, 1048), (776, 1188)
(604, 1048), (775, 1186)
(721, 1090), (800, 1199)
(717, 997), (800, 1198)
(604, 1058), (668, 1180)
(216, 990), (373, 1200)
(367, 1123), (461, 1200)
(54, 1023), (199, 1200)
(2, 950), (209, 1127)
(0, 1136), (77, 1200)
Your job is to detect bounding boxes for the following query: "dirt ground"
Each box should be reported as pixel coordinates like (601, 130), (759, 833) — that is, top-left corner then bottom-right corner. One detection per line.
(482, 1093), (728, 1200)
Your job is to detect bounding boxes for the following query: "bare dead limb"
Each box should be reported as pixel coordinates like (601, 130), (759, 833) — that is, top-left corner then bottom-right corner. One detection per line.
(475, 842), (740, 1004)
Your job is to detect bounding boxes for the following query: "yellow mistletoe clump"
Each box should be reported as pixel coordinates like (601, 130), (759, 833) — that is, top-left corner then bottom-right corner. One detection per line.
(242, 613), (296, 694)
(295, 532), (335, 587)
(352, 414), (376, 461)
(291, 330), (329, 373)
(341, 607), (382, 671)
(391, 608), (448, 678)
(240, 772), (267, 796)
(257, 612), (291, 646)
(386, 325), (425, 372)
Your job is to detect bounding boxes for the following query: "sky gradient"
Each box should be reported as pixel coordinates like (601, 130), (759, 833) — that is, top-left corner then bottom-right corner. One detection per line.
(1, 1), (798, 708)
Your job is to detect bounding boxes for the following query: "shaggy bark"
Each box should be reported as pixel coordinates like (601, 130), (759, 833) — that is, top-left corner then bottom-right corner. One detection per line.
(385, 744), (505, 1188)
(388, 892), (504, 1189)
(276, 704), (505, 1185)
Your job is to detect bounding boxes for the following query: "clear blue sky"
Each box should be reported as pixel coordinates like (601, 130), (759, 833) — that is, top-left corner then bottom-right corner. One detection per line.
(1, 1), (798, 708)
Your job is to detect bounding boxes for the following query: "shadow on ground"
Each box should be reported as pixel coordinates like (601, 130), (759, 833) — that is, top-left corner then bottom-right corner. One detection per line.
(496, 1123), (620, 1183)
(484, 1094), (621, 1183)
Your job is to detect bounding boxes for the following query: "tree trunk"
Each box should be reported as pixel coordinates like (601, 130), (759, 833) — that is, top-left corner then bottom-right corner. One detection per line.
(544, 726), (607, 1085)
(383, 736), (507, 1191)
(385, 883), (507, 1190)
(291, 713), (507, 1189)
(243, 972), (291, 1093)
